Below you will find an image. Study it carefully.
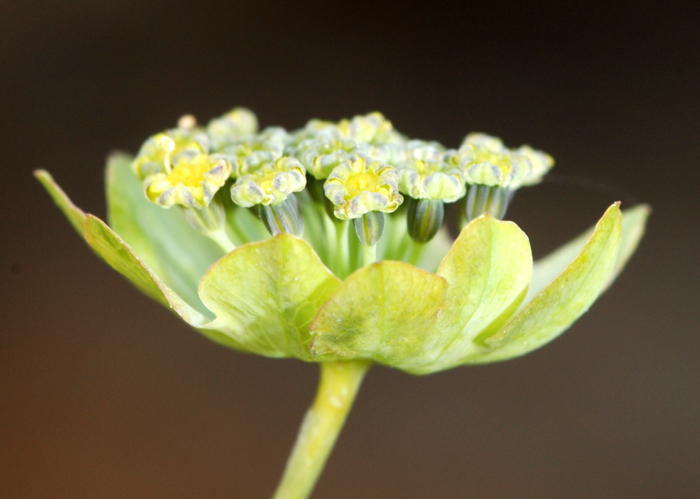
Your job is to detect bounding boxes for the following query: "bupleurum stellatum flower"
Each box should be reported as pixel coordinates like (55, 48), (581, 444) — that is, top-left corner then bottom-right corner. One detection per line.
(36, 108), (649, 499)
(450, 132), (555, 223)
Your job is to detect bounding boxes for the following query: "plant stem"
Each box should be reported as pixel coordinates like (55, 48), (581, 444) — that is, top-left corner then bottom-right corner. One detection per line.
(207, 228), (236, 254)
(337, 221), (350, 277)
(362, 243), (377, 267)
(404, 239), (424, 266)
(273, 360), (371, 499)
(323, 214), (337, 271)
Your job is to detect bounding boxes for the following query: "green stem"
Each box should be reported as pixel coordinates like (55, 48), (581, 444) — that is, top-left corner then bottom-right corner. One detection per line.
(206, 228), (236, 254)
(337, 221), (350, 277)
(273, 360), (371, 499)
(324, 215), (337, 273)
(362, 243), (377, 267)
(404, 239), (425, 266)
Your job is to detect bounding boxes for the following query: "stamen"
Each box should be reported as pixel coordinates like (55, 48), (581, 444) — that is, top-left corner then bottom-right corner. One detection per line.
(157, 135), (176, 174)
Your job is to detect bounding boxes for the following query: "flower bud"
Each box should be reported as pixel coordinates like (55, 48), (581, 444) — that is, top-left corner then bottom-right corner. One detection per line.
(513, 144), (555, 187)
(457, 143), (532, 188)
(452, 133), (554, 223)
(368, 142), (407, 166)
(404, 140), (445, 162)
(339, 112), (405, 145)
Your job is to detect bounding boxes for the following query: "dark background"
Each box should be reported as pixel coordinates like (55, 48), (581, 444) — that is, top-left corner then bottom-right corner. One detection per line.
(2, 1), (699, 497)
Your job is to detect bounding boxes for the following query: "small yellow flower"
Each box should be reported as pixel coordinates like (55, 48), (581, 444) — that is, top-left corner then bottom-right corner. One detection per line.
(324, 155), (403, 220)
(450, 133), (555, 221)
(230, 157), (306, 207)
(514, 144), (555, 187)
(218, 127), (290, 177)
(295, 112), (406, 147)
(131, 124), (209, 179)
(144, 153), (231, 209)
(455, 133), (553, 189)
(337, 112), (405, 145)
(398, 159), (465, 202)
(294, 137), (370, 179)
(206, 107), (259, 151)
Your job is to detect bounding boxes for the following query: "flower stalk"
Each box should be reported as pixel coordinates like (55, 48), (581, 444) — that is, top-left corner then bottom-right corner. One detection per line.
(361, 243), (377, 267)
(273, 360), (371, 499)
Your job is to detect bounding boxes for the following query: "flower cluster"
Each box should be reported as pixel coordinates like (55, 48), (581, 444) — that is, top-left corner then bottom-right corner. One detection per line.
(125, 109), (556, 254)
(36, 108), (648, 374)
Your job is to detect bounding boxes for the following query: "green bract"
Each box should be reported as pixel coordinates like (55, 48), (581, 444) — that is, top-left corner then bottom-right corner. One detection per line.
(35, 110), (649, 375)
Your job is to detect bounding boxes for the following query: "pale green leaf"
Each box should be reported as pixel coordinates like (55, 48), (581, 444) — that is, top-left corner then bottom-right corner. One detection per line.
(416, 226), (453, 273)
(198, 234), (342, 360)
(525, 204), (650, 304)
(309, 261), (447, 365)
(85, 216), (248, 350)
(84, 215), (181, 309)
(35, 170), (87, 235)
(471, 203), (623, 363)
(606, 204), (650, 290)
(310, 215), (532, 374)
(407, 215), (532, 373)
(37, 168), (244, 350)
(85, 215), (252, 350)
(220, 187), (270, 244)
(106, 153), (223, 316)
(377, 209), (452, 272)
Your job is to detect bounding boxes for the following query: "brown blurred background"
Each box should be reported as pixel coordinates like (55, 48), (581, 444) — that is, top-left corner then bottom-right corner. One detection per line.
(2, 1), (699, 497)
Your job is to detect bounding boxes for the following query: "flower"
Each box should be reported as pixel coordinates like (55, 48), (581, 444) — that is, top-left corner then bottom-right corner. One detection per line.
(398, 158), (465, 202)
(206, 107), (259, 151)
(455, 133), (551, 188)
(230, 157), (306, 208)
(450, 132), (556, 222)
(324, 155), (403, 220)
(144, 153), (231, 209)
(131, 123), (209, 179)
(217, 126), (290, 177)
(35, 109), (649, 375)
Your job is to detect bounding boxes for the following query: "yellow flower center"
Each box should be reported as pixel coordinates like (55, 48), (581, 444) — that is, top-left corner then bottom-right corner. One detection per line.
(345, 172), (381, 198)
(475, 150), (512, 172)
(167, 156), (211, 188)
(412, 160), (444, 176)
(257, 170), (278, 193)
